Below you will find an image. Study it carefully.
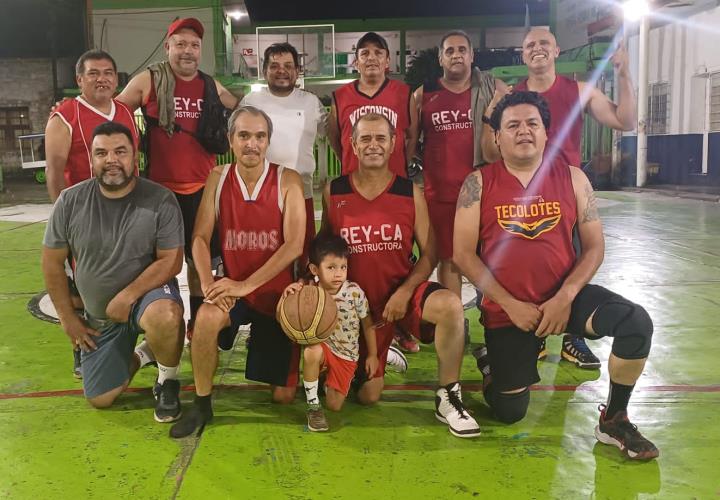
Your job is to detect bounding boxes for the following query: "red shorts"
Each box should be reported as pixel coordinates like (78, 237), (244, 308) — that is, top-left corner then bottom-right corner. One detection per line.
(320, 342), (357, 396)
(302, 197), (316, 265)
(427, 199), (456, 261)
(358, 281), (444, 378)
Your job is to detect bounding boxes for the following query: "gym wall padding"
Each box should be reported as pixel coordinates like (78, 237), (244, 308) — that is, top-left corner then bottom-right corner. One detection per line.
(620, 134), (719, 186)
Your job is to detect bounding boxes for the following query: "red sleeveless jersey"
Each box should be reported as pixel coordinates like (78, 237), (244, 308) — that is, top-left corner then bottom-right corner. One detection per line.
(145, 73), (215, 189)
(479, 157), (577, 329)
(421, 80), (474, 202)
(516, 75), (582, 168)
(216, 162), (292, 316)
(327, 175), (415, 322)
(51, 97), (138, 187)
(333, 79), (411, 177)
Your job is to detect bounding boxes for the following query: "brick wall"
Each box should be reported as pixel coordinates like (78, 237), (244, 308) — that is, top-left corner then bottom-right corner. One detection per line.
(0, 58), (72, 172)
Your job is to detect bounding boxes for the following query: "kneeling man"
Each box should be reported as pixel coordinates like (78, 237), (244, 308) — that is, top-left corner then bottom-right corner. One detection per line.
(454, 91), (658, 460)
(42, 122), (185, 422)
(170, 106), (305, 438)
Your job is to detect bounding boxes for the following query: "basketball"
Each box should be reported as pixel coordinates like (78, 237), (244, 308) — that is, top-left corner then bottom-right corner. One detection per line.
(276, 285), (338, 345)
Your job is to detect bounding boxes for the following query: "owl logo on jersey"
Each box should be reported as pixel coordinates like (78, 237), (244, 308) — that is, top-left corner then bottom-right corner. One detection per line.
(498, 214), (562, 240)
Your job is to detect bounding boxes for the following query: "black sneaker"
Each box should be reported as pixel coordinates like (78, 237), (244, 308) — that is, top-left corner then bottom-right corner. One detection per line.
(594, 404), (659, 460)
(153, 379), (182, 423)
(537, 338), (548, 360)
(170, 404), (213, 439)
(561, 335), (601, 369)
(73, 349), (82, 379)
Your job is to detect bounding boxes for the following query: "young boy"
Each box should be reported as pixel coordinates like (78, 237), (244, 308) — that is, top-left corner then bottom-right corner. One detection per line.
(283, 234), (380, 432)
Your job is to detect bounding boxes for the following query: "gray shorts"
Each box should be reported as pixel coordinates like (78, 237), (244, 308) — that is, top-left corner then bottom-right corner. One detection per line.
(81, 280), (182, 399)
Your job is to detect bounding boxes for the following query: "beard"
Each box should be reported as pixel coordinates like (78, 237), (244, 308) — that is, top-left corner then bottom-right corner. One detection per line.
(172, 56), (198, 76)
(268, 77), (295, 94)
(98, 168), (134, 191)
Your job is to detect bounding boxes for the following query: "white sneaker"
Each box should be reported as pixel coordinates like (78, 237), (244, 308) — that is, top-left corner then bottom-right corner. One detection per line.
(385, 345), (408, 373)
(435, 382), (481, 438)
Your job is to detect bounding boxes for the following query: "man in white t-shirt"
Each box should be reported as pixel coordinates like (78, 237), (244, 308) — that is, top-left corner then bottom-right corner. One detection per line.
(242, 42), (328, 267)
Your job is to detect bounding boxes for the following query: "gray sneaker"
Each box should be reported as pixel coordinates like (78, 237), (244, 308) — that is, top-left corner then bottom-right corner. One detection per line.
(307, 405), (329, 432)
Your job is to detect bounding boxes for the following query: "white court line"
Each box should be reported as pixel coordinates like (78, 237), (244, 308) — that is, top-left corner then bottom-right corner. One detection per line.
(0, 204), (53, 223)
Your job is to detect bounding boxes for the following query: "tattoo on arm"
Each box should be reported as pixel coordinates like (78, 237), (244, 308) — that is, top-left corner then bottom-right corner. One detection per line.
(581, 183), (600, 223)
(456, 174), (481, 209)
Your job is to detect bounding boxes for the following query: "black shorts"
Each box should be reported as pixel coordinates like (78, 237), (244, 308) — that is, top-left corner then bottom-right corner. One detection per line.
(229, 300), (300, 388)
(484, 284), (623, 392)
(174, 189), (221, 264)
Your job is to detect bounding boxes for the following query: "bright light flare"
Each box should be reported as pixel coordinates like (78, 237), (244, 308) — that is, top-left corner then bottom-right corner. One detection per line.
(228, 10), (245, 20)
(623, 0), (650, 21)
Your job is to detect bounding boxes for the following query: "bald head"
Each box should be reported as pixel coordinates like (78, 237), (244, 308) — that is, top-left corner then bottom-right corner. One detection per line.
(522, 28), (557, 48)
(521, 28), (560, 73)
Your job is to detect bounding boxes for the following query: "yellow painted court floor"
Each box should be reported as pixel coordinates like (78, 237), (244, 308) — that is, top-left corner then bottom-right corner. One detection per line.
(0, 184), (719, 498)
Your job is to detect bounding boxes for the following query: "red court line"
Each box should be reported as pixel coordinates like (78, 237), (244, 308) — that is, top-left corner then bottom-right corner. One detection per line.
(1, 383), (719, 400)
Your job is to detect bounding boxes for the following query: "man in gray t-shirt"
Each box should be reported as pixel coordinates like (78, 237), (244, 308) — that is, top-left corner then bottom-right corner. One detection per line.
(42, 122), (186, 423)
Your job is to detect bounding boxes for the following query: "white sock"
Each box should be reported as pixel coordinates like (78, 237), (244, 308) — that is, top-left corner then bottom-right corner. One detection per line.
(134, 340), (155, 368)
(303, 379), (319, 406)
(157, 362), (179, 384)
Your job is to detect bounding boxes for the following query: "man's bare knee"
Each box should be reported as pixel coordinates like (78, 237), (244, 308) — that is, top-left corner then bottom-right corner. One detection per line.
(357, 392), (380, 405)
(193, 304), (229, 341)
(141, 300), (183, 334)
(426, 289), (463, 324)
(272, 387), (297, 404)
(357, 385), (382, 405)
(87, 385), (124, 408)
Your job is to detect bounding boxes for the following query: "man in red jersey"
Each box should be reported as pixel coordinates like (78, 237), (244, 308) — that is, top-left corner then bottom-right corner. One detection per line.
(46, 50), (139, 201)
(119, 18), (239, 338)
(454, 92), (658, 460)
(322, 113), (480, 439)
(482, 28), (636, 368)
(330, 31), (421, 353)
(483, 29), (635, 167)
(328, 32), (419, 177)
(45, 49), (139, 378)
(414, 31), (504, 298)
(169, 106), (305, 438)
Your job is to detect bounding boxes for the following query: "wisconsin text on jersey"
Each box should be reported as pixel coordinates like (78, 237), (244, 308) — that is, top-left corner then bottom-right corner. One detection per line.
(349, 105), (398, 127)
(340, 224), (405, 254)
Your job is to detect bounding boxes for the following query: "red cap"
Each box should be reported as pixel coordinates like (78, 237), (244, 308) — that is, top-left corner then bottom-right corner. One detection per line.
(167, 18), (204, 39)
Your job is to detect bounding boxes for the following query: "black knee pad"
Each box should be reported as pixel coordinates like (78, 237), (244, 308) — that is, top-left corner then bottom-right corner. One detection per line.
(593, 299), (653, 359)
(491, 387), (530, 424)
